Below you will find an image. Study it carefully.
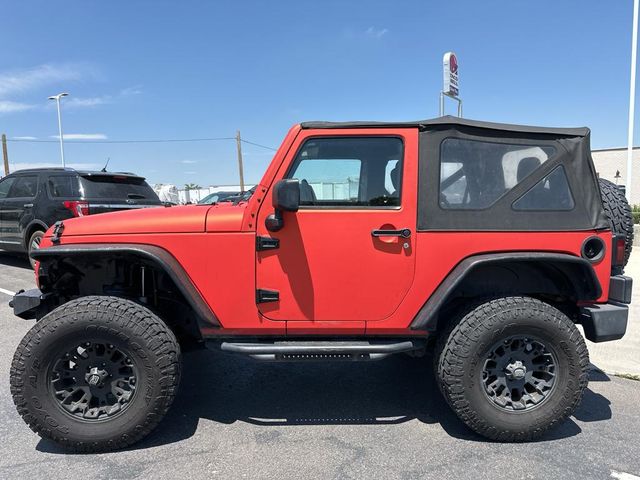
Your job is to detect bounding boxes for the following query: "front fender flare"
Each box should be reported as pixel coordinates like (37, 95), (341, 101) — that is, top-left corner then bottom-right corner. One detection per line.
(32, 243), (220, 330)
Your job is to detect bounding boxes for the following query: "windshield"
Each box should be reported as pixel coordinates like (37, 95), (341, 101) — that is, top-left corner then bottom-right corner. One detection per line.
(198, 191), (239, 204)
(237, 186), (256, 202)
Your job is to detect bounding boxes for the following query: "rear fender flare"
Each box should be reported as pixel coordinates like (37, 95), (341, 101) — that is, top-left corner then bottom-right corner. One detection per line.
(410, 252), (602, 331)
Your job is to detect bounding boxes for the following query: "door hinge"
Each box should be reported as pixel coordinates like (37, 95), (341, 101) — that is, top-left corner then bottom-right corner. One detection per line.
(256, 289), (279, 303)
(256, 236), (279, 251)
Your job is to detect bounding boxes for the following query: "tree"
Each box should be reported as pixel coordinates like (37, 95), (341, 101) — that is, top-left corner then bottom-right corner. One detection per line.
(184, 183), (201, 190)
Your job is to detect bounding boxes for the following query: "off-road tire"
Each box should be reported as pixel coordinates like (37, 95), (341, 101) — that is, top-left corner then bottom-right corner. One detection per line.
(10, 296), (181, 452)
(599, 178), (633, 270)
(27, 229), (45, 270)
(435, 296), (589, 442)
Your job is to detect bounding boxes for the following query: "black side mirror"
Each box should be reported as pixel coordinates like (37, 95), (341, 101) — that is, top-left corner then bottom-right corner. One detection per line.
(266, 179), (299, 232)
(273, 179), (300, 212)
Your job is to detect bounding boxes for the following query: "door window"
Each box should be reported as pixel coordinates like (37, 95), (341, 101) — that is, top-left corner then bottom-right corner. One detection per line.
(287, 137), (403, 207)
(0, 177), (16, 199)
(8, 176), (38, 198)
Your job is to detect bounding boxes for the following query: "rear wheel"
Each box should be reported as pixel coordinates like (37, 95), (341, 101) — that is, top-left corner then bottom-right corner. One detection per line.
(27, 229), (44, 270)
(10, 296), (181, 452)
(435, 296), (589, 441)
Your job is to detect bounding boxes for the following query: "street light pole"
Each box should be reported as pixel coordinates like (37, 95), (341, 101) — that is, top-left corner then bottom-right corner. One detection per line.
(48, 93), (69, 168)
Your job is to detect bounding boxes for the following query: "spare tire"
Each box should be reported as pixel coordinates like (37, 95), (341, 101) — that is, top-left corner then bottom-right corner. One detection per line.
(599, 178), (634, 270)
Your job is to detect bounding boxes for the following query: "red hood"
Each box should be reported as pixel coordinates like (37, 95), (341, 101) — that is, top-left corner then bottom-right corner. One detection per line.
(46, 203), (247, 237)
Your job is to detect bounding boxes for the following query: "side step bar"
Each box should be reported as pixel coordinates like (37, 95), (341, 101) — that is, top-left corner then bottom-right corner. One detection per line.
(216, 339), (425, 362)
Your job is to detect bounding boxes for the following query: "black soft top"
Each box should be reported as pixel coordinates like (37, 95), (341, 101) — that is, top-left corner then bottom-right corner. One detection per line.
(301, 115), (589, 137)
(303, 115), (607, 232)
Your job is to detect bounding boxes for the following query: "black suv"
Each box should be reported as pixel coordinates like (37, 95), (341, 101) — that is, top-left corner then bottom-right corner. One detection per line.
(0, 168), (162, 267)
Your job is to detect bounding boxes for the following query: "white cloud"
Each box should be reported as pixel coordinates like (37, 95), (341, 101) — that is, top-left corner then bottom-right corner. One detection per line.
(0, 64), (139, 116)
(50, 133), (108, 140)
(10, 162), (100, 171)
(365, 26), (388, 39)
(120, 85), (143, 96)
(180, 160), (197, 164)
(0, 100), (35, 113)
(48, 87), (141, 110)
(11, 136), (38, 140)
(64, 96), (110, 108)
(0, 63), (87, 97)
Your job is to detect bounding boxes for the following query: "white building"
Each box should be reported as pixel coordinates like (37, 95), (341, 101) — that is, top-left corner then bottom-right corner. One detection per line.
(591, 147), (640, 205)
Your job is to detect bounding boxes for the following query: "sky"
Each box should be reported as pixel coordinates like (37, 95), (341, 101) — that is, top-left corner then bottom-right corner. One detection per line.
(0, 0), (637, 187)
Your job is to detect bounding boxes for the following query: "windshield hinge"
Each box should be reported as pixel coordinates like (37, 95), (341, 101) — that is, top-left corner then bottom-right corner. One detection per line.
(51, 221), (64, 244)
(256, 289), (279, 303)
(256, 236), (279, 251)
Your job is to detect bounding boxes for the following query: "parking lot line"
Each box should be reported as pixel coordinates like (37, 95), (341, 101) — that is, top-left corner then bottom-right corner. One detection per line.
(0, 287), (14, 296)
(612, 471), (640, 480)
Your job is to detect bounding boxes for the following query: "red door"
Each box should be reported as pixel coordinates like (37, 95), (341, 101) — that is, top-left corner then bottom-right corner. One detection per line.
(255, 129), (418, 326)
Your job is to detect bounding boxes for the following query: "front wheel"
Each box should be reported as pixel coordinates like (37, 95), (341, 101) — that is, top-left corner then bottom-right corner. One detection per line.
(10, 296), (181, 452)
(27, 229), (44, 270)
(435, 296), (589, 441)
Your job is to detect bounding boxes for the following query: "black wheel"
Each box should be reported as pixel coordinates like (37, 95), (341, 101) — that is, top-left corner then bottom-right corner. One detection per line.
(435, 296), (589, 442)
(599, 178), (633, 271)
(27, 229), (45, 270)
(10, 296), (181, 452)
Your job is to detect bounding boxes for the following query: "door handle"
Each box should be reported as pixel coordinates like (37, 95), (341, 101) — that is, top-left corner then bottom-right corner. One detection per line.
(371, 228), (411, 238)
(23, 203), (34, 208)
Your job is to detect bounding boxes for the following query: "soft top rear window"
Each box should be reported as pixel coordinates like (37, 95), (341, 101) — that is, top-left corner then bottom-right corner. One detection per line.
(48, 174), (157, 200)
(80, 176), (157, 200)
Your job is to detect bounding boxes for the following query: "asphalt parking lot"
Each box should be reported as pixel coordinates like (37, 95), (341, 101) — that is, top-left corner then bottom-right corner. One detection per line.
(0, 253), (639, 480)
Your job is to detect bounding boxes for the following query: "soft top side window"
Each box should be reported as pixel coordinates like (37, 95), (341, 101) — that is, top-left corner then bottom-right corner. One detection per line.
(287, 136), (404, 207)
(439, 138), (556, 210)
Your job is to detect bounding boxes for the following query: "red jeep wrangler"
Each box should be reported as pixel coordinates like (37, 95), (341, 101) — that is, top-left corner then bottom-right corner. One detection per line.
(10, 117), (633, 451)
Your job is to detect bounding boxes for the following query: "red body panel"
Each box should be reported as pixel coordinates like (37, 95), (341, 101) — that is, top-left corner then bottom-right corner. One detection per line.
(366, 230), (611, 334)
(58, 205), (210, 235)
(255, 129), (419, 332)
(205, 203), (248, 232)
(40, 124), (613, 337)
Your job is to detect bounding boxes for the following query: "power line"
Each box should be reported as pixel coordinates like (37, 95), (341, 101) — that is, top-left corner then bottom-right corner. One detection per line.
(7, 135), (278, 151)
(7, 136), (235, 144)
(240, 139), (277, 151)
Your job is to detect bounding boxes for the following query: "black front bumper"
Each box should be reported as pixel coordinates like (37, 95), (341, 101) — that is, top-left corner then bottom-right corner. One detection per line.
(580, 275), (632, 343)
(9, 288), (47, 320)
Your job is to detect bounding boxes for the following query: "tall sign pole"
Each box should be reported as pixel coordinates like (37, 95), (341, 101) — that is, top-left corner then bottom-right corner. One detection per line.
(440, 52), (462, 117)
(627, 0), (639, 202)
(48, 93), (69, 168)
(236, 130), (245, 193)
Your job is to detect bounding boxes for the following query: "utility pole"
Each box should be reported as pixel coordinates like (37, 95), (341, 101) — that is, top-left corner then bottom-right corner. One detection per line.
(236, 130), (245, 193)
(1, 134), (9, 176)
